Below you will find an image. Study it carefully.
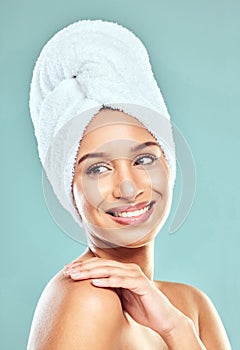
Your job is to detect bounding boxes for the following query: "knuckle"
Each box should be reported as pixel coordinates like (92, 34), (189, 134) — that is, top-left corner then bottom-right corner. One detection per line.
(102, 268), (109, 276)
(140, 275), (147, 283)
(109, 275), (121, 284)
(72, 260), (82, 266)
(127, 262), (138, 269)
(129, 263), (141, 273)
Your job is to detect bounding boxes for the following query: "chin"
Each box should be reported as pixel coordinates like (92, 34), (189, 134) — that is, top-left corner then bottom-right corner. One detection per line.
(82, 196), (172, 248)
(83, 214), (167, 249)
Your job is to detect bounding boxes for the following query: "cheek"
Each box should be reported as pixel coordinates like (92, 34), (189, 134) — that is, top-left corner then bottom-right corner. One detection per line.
(148, 164), (170, 194)
(72, 182), (84, 214)
(73, 176), (106, 214)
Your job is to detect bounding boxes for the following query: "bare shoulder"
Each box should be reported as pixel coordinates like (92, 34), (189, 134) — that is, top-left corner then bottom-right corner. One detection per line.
(155, 280), (231, 349)
(27, 270), (124, 350)
(154, 281), (200, 315)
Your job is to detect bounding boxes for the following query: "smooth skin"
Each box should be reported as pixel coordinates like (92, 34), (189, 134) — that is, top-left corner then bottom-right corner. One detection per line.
(27, 109), (231, 349)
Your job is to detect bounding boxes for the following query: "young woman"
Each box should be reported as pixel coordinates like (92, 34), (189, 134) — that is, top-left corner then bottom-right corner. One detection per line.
(27, 20), (231, 349)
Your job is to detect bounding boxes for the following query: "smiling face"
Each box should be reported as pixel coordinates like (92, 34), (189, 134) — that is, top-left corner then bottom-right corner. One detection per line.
(72, 109), (173, 248)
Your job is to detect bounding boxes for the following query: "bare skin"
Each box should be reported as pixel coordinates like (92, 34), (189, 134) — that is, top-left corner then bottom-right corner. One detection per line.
(27, 109), (231, 349)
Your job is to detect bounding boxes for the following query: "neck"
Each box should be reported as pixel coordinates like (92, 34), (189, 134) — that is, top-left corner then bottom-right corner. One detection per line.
(87, 241), (155, 280)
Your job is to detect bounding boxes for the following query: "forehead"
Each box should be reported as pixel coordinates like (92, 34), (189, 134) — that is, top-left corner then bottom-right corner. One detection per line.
(79, 109), (157, 154)
(85, 109), (144, 131)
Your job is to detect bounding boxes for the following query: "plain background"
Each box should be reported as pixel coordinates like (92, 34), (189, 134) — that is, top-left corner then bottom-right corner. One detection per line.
(1, 0), (239, 349)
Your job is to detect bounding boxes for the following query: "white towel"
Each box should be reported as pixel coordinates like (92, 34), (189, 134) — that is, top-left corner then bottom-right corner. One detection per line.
(29, 19), (176, 226)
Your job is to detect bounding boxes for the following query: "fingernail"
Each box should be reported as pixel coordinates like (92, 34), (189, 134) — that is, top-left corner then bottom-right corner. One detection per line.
(63, 270), (70, 276)
(71, 272), (81, 278)
(92, 279), (101, 284)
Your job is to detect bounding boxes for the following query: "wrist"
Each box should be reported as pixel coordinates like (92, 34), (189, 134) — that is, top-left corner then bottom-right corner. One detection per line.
(159, 313), (206, 350)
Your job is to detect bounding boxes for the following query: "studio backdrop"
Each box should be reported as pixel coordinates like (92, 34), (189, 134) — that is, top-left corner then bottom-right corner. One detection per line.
(1, 1), (239, 349)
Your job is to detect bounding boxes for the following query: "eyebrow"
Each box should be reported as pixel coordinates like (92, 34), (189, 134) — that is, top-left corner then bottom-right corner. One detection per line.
(77, 141), (161, 165)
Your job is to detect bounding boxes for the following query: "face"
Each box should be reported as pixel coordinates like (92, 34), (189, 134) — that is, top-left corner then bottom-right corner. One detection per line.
(72, 109), (173, 248)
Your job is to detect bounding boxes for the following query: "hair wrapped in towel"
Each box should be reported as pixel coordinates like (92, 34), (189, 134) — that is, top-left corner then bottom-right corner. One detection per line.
(29, 19), (176, 227)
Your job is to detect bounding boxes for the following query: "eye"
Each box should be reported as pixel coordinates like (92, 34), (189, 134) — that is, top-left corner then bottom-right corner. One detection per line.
(134, 154), (158, 166)
(86, 163), (112, 176)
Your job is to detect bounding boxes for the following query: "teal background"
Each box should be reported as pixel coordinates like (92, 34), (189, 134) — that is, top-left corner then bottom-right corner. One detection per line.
(1, 0), (239, 349)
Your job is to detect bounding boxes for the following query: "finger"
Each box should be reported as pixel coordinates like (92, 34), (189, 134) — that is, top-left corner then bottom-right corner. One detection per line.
(64, 258), (99, 272)
(66, 257), (130, 269)
(64, 258), (137, 273)
(64, 257), (98, 268)
(67, 265), (137, 281)
(91, 274), (150, 295)
(64, 262), (139, 280)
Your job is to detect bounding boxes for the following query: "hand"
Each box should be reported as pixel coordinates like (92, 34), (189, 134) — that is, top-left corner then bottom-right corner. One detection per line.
(63, 257), (185, 337)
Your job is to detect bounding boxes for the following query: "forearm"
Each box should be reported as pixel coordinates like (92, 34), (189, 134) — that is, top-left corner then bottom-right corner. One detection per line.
(159, 315), (206, 350)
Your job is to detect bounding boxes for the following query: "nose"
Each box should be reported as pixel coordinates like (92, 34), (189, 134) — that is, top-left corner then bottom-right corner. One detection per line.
(119, 179), (137, 200)
(112, 164), (144, 201)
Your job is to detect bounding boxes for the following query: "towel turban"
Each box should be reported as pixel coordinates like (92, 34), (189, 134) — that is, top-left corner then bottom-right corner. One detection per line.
(29, 19), (176, 227)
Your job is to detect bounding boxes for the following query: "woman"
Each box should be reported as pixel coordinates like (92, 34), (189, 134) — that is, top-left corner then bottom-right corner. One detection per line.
(27, 20), (231, 349)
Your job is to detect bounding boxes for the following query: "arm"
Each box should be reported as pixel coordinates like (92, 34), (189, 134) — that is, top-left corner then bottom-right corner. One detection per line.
(63, 259), (213, 350)
(196, 288), (232, 350)
(27, 276), (124, 349)
(154, 283), (231, 350)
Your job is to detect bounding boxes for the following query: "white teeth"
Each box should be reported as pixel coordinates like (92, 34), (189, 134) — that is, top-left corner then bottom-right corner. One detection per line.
(113, 204), (151, 218)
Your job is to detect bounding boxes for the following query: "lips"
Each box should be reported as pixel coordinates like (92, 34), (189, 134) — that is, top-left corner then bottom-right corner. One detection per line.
(106, 201), (155, 225)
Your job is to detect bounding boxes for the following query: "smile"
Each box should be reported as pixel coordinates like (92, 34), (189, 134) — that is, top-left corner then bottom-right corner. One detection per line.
(106, 201), (155, 225)
(110, 203), (152, 217)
